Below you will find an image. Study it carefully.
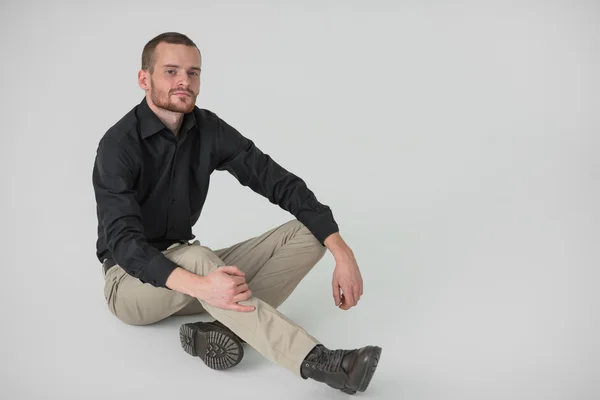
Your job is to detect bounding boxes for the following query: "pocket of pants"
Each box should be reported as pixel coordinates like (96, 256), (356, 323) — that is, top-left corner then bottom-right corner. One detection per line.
(104, 278), (115, 303)
(103, 268), (119, 304)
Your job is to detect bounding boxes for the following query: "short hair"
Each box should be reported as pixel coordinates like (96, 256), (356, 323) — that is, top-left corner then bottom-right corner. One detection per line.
(141, 32), (200, 73)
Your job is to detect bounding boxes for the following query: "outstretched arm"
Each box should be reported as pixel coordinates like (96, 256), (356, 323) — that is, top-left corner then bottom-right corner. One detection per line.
(214, 116), (339, 245)
(213, 116), (363, 310)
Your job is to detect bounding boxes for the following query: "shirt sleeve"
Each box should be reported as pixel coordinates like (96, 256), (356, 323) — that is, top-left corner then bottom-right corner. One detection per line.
(92, 137), (179, 288)
(213, 116), (339, 245)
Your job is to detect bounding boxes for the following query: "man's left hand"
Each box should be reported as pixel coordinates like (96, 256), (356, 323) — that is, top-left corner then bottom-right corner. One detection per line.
(332, 252), (363, 310)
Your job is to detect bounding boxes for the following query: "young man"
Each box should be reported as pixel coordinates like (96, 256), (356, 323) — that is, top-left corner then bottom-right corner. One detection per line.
(92, 32), (381, 395)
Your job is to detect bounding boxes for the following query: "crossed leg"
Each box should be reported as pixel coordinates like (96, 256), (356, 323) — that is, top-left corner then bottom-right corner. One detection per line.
(103, 219), (326, 375)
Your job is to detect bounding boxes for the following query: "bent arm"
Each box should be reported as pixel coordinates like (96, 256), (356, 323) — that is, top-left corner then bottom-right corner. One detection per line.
(92, 137), (179, 288)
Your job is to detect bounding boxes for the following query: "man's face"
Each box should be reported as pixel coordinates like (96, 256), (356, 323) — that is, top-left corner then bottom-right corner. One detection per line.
(144, 42), (201, 114)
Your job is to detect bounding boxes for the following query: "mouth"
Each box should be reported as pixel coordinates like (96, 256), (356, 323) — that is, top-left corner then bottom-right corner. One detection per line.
(172, 92), (191, 97)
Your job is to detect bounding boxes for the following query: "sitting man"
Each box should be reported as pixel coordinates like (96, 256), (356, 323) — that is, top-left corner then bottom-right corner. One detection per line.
(92, 31), (381, 395)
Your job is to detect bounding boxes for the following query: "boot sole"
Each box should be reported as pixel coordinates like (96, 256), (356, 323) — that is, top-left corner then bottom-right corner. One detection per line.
(179, 322), (244, 370)
(345, 346), (382, 394)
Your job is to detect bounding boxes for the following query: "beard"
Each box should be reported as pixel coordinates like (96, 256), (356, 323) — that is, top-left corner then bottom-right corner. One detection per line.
(149, 78), (197, 114)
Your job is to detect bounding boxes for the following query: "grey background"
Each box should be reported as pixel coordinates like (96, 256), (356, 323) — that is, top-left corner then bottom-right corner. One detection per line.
(1, 1), (598, 399)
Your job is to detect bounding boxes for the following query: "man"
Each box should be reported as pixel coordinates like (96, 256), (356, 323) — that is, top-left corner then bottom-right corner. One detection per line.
(92, 32), (381, 395)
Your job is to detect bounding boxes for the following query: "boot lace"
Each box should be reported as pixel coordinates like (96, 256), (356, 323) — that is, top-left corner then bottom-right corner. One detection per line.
(311, 348), (349, 373)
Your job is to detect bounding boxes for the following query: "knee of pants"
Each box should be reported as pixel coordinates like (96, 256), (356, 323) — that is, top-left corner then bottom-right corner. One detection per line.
(296, 223), (328, 260)
(175, 244), (223, 276)
(116, 312), (154, 327)
(111, 303), (160, 327)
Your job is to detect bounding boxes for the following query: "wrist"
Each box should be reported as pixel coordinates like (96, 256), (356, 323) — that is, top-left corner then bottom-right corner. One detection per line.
(166, 267), (208, 299)
(189, 274), (209, 300)
(324, 232), (354, 262)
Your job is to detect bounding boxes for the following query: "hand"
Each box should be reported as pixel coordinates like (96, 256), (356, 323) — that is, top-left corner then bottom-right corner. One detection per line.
(332, 253), (363, 310)
(201, 266), (255, 312)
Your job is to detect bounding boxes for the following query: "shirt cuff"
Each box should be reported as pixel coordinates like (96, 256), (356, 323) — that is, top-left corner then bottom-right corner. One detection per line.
(303, 211), (339, 246)
(144, 254), (179, 288)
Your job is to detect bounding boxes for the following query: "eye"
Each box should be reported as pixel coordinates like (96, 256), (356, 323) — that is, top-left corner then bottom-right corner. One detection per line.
(166, 69), (175, 74)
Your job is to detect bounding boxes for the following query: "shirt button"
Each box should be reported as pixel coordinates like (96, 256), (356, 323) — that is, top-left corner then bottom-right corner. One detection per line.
(171, 198), (175, 204)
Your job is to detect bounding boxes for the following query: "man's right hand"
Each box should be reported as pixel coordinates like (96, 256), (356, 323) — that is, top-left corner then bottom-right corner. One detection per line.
(198, 266), (255, 312)
(166, 265), (255, 312)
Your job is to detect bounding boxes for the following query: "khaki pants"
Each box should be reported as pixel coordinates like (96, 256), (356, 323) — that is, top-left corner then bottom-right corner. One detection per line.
(103, 219), (325, 376)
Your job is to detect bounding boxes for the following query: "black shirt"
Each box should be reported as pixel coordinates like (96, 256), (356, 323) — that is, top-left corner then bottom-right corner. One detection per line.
(92, 97), (339, 288)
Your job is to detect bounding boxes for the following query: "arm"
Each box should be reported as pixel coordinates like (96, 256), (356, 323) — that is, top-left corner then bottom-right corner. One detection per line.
(214, 117), (339, 245)
(92, 137), (180, 288)
(212, 116), (362, 310)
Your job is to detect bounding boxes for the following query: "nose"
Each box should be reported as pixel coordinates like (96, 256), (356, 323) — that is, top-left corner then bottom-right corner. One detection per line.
(177, 73), (192, 88)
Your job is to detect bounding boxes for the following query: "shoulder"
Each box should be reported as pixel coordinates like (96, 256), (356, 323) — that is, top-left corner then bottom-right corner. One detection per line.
(95, 105), (143, 170)
(97, 103), (142, 153)
(192, 107), (243, 138)
(192, 107), (221, 131)
(103, 105), (139, 142)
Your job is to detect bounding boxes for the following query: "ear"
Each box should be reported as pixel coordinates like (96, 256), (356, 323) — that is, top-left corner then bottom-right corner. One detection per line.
(138, 69), (150, 91)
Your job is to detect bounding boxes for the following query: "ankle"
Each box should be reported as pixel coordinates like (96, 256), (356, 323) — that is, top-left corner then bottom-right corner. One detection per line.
(303, 344), (323, 361)
(301, 344), (320, 379)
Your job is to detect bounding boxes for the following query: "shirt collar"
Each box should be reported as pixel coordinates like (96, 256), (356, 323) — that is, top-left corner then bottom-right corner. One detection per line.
(138, 96), (197, 139)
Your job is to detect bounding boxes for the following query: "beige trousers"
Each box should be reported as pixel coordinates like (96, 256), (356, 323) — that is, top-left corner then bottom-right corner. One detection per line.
(103, 219), (325, 376)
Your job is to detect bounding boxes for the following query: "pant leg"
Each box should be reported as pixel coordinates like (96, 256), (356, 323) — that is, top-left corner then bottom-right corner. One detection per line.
(103, 242), (201, 325)
(104, 228), (323, 376)
(146, 219), (325, 317)
(105, 219), (325, 320)
(172, 240), (322, 376)
(172, 298), (206, 316)
(213, 219), (327, 309)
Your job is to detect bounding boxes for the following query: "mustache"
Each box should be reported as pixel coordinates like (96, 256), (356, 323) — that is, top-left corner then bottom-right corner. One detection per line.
(170, 89), (194, 95)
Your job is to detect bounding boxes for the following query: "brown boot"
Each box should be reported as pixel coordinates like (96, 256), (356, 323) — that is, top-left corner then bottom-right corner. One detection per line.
(300, 344), (382, 394)
(179, 321), (244, 370)
(206, 319), (246, 344)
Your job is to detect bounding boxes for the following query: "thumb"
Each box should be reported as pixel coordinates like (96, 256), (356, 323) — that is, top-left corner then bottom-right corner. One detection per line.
(219, 266), (245, 276)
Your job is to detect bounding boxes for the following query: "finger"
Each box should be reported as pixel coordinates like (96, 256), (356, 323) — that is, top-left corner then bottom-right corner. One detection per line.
(354, 285), (361, 302)
(231, 276), (246, 286)
(220, 266), (245, 276)
(232, 290), (252, 302)
(343, 285), (356, 307)
(332, 281), (341, 306)
(339, 294), (351, 310)
(226, 303), (255, 312)
(234, 283), (249, 294)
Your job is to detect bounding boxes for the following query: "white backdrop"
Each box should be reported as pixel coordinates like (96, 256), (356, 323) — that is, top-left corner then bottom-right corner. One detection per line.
(1, 1), (598, 399)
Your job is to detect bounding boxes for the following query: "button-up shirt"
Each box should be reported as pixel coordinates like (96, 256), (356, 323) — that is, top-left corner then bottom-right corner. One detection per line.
(92, 97), (339, 287)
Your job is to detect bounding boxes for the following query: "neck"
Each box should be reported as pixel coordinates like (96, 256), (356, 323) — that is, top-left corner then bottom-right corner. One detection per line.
(146, 94), (184, 136)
